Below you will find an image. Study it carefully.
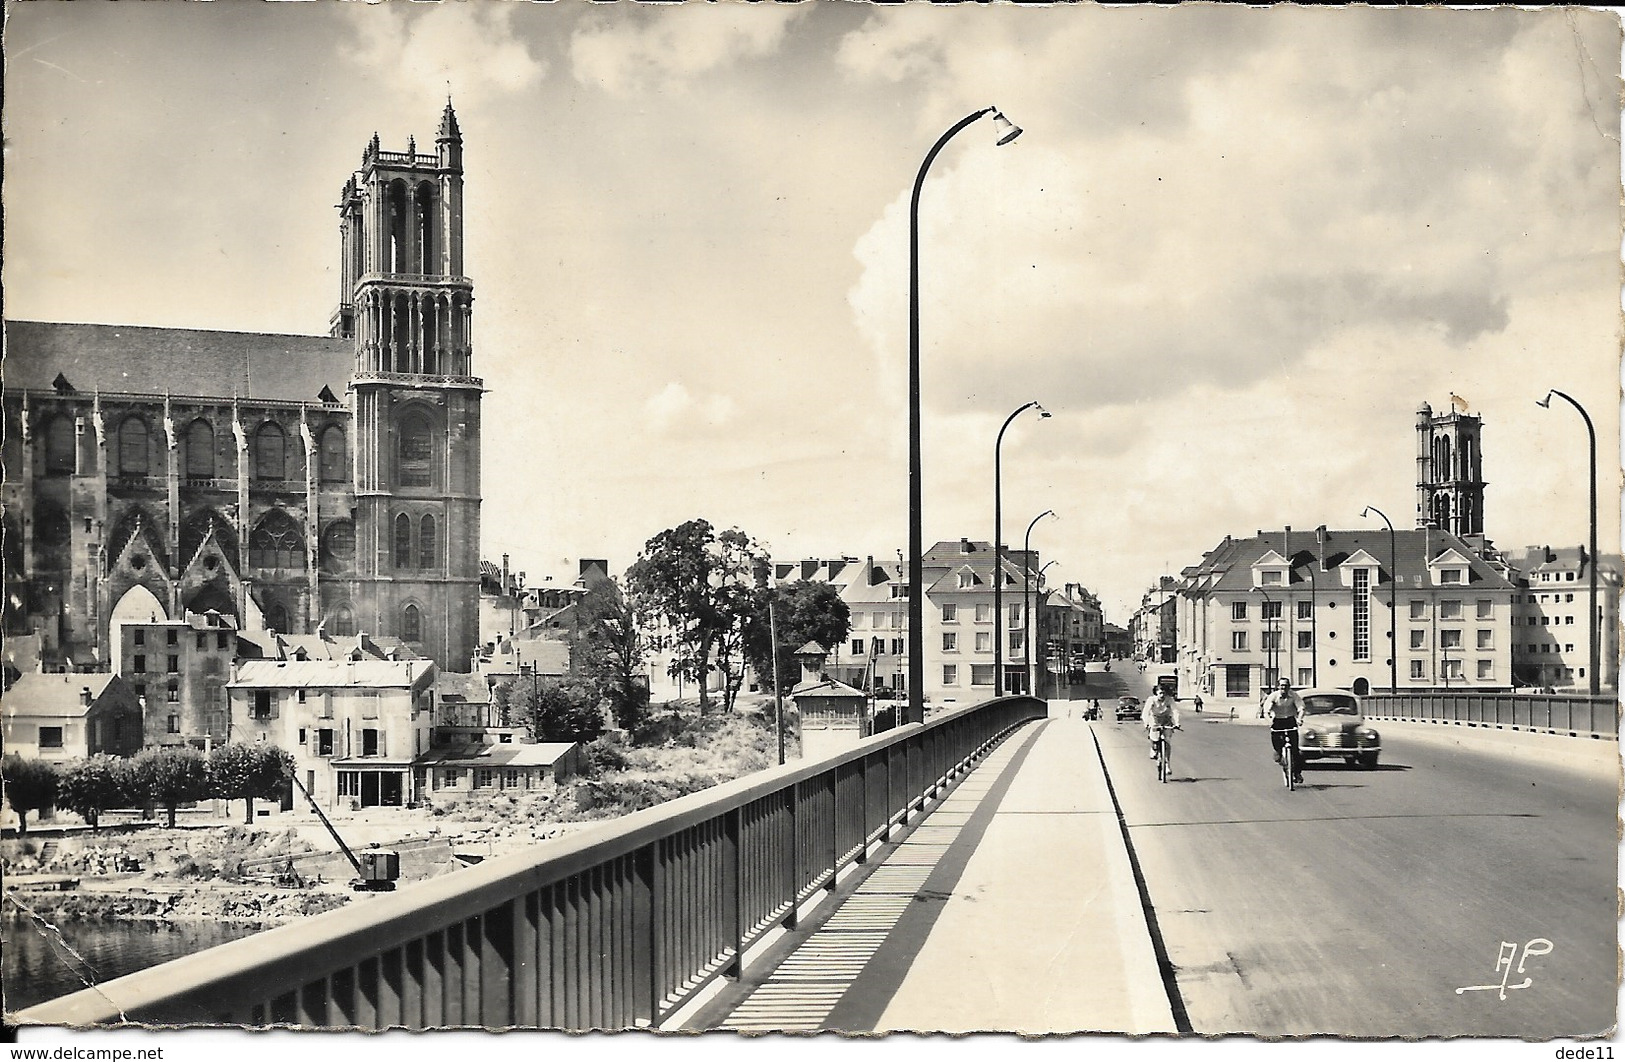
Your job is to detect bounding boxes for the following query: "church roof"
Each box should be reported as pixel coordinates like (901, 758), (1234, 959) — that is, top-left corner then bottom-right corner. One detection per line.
(4, 320), (352, 404)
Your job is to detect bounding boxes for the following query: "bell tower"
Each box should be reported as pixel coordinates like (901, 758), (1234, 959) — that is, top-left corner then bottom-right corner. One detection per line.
(337, 101), (481, 671)
(1415, 400), (1485, 536)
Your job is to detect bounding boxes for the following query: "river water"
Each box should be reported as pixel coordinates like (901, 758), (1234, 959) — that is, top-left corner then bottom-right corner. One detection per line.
(4, 916), (262, 1013)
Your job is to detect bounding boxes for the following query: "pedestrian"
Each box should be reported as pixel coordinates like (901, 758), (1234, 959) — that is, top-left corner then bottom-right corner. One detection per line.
(1193, 694), (1204, 713)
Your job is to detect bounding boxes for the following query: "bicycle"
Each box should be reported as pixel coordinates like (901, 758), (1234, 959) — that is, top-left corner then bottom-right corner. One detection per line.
(1272, 723), (1301, 790)
(1150, 723), (1179, 783)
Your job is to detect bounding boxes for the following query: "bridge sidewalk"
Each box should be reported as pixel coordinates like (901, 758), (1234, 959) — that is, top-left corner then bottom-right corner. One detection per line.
(690, 707), (1177, 1035)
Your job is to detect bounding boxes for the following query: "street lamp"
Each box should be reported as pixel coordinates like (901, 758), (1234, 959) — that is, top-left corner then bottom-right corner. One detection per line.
(907, 106), (1023, 727)
(994, 401), (1050, 697)
(1030, 559), (1060, 699)
(1250, 586), (1276, 689)
(1537, 390), (1600, 696)
(1021, 509), (1056, 696)
(1360, 506), (1399, 694)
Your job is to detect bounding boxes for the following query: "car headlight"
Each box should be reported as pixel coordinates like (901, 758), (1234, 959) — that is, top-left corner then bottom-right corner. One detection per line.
(1302, 730), (1320, 743)
(1357, 728), (1378, 743)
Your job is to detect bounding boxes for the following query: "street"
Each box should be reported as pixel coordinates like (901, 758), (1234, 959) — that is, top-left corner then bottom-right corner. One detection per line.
(1055, 663), (1617, 1038)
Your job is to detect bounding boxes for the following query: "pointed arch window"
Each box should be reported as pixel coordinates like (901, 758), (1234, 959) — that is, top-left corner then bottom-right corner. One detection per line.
(394, 513), (413, 569)
(329, 605), (356, 638)
(419, 514), (437, 570)
(249, 510), (306, 570)
(254, 422), (286, 481)
(264, 600), (290, 636)
(402, 603), (422, 643)
(184, 419), (216, 478)
(397, 412), (435, 488)
(318, 426), (347, 484)
(118, 417), (149, 476)
(44, 417), (75, 475)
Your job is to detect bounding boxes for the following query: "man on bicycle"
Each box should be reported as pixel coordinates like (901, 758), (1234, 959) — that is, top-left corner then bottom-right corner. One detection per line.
(1142, 687), (1181, 760)
(1264, 677), (1304, 784)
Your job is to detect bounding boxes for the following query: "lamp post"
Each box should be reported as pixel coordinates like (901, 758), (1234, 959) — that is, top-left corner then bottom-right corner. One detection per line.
(1030, 559), (1059, 698)
(1251, 586), (1276, 689)
(1360, 506), (1399, 694)
(907, 106), (1023, 727)
(1021, 510), (1056, 696)
(1537, 390), (1600, 696)
(994, 401), (1049, 697)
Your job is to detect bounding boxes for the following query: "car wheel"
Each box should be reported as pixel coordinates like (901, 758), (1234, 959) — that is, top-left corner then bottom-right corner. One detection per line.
(1358, 752), (1379, 769)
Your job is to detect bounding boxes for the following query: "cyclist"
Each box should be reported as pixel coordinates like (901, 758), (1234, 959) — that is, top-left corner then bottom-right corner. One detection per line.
(1142, 686), (1181, 761)
(1263, 677), (1305, 784)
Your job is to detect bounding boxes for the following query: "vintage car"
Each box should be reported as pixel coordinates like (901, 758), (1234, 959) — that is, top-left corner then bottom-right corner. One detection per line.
(1295, 688), (1381, 768)
(1115, 695), (1142, 721)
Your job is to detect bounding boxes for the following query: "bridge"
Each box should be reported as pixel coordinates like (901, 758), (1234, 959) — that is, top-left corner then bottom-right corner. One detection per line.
(14, 675), (1618, 1038)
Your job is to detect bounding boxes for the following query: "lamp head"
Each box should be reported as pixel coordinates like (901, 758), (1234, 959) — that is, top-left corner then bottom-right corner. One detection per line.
(1360, 507), (1370, 518)
(990, 108), (1023, 146)
(1037, 404), (1052, 419)
(1536, 391), (1554, 409)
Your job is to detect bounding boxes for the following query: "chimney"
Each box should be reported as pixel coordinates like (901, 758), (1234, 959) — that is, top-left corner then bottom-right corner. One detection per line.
(1283, 525), (1290, 558)
(1317, 525), (1328, 572)
(866, 556), (878, 586)
(502, 553), (511, 594)
(961, 538), (973, 554)
(81, 686), (92, 707)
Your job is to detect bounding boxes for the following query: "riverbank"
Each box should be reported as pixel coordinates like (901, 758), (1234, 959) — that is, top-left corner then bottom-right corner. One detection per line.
(6, 883), (351, 927)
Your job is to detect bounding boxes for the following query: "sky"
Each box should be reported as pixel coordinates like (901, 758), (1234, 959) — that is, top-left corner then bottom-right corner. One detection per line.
(5, 1), (1621, 625)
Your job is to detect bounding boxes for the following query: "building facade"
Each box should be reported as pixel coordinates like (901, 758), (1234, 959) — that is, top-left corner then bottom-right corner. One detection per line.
(1416, 400), (1486, 537)
(2, 104), (482, 676)
(0, 673), (145, 762)
(1506, 546), (1621, 691)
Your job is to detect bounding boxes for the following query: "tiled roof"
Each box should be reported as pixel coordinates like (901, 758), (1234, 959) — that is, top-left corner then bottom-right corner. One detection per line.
(1186, 528), (1514, 594)
(415, 741), (581, 768)
(2, 672), (120, 719)
(5, 320), (352, 404)
(229, 659), (433, 689)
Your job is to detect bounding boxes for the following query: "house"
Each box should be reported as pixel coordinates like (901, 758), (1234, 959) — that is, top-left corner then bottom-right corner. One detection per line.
(116, 609), (238, 748)
(1504, 546), (1621, 691)
(415, 740), (586, 797)
(1176, 525), (1516, 702)
(228, 658), (436, 809)
(1, 673), (144, 761)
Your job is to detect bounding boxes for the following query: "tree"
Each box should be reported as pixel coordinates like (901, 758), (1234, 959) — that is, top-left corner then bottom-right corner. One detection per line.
(743, 581), (854, 693)
(574, 577), (651, 731)
(626, 519), (767, 715)
(501, 676), (606, 742)
(2, 754), (59, 834)
(208, 743), (289, 824)
(56, 754), (134, 832)
(132, 746), (209, 828)
(252, 746), (296, 815)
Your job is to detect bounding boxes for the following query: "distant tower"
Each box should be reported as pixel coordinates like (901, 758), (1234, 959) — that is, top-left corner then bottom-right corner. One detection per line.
(1415, 400), (1485, 535)
(334, 101), (481, 670)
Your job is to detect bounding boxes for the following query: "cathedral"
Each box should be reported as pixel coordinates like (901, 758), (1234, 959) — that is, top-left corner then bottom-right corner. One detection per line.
(2, 103), (482, 675)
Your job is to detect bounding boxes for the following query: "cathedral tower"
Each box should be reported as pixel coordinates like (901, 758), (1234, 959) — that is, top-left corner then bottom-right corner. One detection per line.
(336, 102), (481, 670)
(1415, 400), (1485, 536)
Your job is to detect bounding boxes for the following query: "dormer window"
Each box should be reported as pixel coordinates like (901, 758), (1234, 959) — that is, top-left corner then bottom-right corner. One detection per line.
(958, 571), (974, 589)
(1440, 569), (1463, 584)
(1260, 570), (1283, 586)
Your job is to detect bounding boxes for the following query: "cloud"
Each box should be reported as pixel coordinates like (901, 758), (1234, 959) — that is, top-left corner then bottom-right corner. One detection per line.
(341, 3), (545, 103)
(644, 382), (738, 434)
(569, 4), (805, 94)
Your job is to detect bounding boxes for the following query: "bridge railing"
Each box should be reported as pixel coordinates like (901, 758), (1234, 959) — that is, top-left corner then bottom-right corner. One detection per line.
(1361, 692), (1618, 739)
(16, 696), (1047, 1031)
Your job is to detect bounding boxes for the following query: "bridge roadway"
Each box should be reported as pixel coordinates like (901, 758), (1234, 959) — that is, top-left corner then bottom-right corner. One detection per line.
(688, 668), (1619, 1038)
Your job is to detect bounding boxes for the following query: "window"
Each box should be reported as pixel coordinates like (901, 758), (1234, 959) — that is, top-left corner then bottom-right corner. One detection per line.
(1009, 604), (1023, 628)
(38, 726), (63, 749)
(252, 690), (273, 720)
(44, 416), (75, 474)
(1409, 601), (1426, 620)
(1261, 631), (1282, 652)
(1566, 571), (1576, 582)
(167, 629), (178, 646)
(195, 632), (206, 651)
(1296, 631), (1312, 650)
(319, 426), (347, 484)
(1477, 660), (1494, 680)
(117, 417), (149, 476)
(167, 714), (180, 734)
(1440, 630), (1462, 650)
(134, 630), (146, 646)
(1224, 665), (1249, 697)
(166, 684), (179, 703)
(253, 422), (286, 481)
(1409, 630), (1425, 650)
(975, 631), (992, 652)
(1442, 659), (1462, 680)
(505, 770), (521, 790)
(890, 585), (907, 599)
(958, 572), (974, 589)
(134, 654), (147, 673)
(441, 769), (461, 788)
(942, 632), (958, 652)
(891, 638), (905, 655)
(1232, 602), (1248, 621)
(250, 510), (306, 569)
(1009, 631), (1024, 653)
(167, 655), (178, 674)
(1440, 569), (1463, 584)
(1297, 668), (1313, 686)
(217, 632), (230, 651)
(1564, 643), (1575, 653)
(397, 413), (435, 488)
(1352, 568), (1371, 661)
(317, 729), (334, 756)
(1262, 600), (1283, 620)
(1565, 593), (1574, 603)
(1540, 616), (1550, 626)
(401, 604), (422, 643)
(362, 729), (379, 756)
(419, 514), (436, 569)
(1476, 600), (1493, 619)
(942, 664), (959, 686)
(971, 664), (995, 686)
(975, 604), (992, 623)
(1410, 660), (1426, 679)
(1232, 631), (1249, 652)
(1297, 601), (1313, 621)
(475, 769), (495, 789)
(1565, 615), (1574, 625)
(394, 513), (413, 569)
(850, 612), (866, 630)
(942, 604), (958, 623)
(852, 638), (865, 656)
(184, 419), (215, 479)
(1476, 630), (1493, 649)
(1440, 600), (1463, 620)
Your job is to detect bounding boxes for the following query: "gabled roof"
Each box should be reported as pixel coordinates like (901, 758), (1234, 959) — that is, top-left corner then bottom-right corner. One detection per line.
(415, 741), (581, 768)
(789, 677), (866, 699)
(1184, 528), (1514, 595)
(229, 659), (434, 690)
(2, 673), (128, 719)
(5, 320), (352, 404)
